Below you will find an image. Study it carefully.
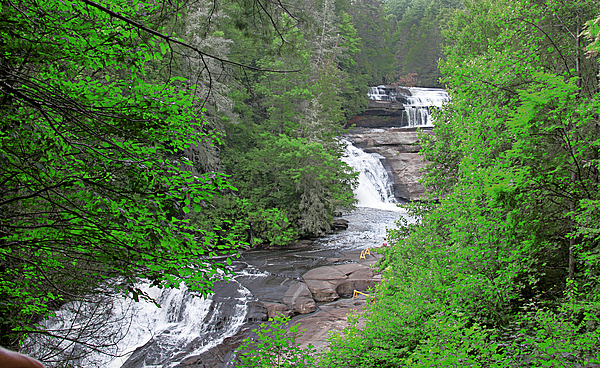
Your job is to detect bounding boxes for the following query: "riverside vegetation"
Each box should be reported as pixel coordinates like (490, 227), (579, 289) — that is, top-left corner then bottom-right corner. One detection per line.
(1, 0), (600, 367)
(238, 0), (600, 367)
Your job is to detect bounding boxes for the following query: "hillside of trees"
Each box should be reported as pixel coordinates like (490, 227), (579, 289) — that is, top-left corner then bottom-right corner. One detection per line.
(3, 0), (600, 366)
(0, 0), (453, 357)
(238, 0), (600, 367)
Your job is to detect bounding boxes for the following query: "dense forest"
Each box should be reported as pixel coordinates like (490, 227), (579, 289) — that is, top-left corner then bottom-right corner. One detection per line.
(1, 0), (600, 366)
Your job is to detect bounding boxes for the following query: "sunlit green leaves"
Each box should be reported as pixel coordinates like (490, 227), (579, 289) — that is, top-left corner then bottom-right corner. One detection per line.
(0, 0), (243, 349)
(236, 315), (318, 368)
(324, 0), (600, 366)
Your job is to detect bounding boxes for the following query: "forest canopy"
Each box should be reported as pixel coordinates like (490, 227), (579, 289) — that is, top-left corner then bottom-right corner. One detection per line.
(0, 0), (252, 351)
(7, 0), (600, 367)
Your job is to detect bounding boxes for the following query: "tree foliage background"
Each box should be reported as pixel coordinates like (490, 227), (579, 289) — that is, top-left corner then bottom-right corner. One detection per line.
(9, 0), (600, 366)
(0, 0), (389, 362)
(0, 0), (257, 355)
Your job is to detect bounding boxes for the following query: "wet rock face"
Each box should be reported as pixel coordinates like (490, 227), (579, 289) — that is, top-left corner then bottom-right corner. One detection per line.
(262, 302), (293, 319)
(331, 218), (349, 230)
(302, 266), (347, 302)
(245, 302), (268, 322)
(175, 324), (259, 368)
(290, 298), (368, 350)
(301, 254), (382, 302)
(347, 127), (433, 201)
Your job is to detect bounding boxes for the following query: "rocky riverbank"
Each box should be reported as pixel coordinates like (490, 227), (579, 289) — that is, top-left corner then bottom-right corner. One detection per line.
(182, 247), (384, 367)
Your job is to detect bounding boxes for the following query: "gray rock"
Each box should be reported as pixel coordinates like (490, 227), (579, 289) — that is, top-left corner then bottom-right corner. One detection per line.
(336, 279), (376, 297)
(303, 266), (347, 281)
(245, 301), (268, 322)
(347, 127), (433, 201)
(387, 152), (427, 200)
(349, 268), (375, 280)
(331, 218), (349, 230)
(334, 265), (376, 297)
(303, 279), (340, 302)
(302, 266), (348, 302)
(332, 263), (370, 276)
(290, 298), (368, 350)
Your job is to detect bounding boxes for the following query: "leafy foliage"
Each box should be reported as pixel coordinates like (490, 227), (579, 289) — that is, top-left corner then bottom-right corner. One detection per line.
(0, 0), (243, 351)
(216, 4), (359, 240)
(236, 315), (318, 368)
(324, 0), (600, 366)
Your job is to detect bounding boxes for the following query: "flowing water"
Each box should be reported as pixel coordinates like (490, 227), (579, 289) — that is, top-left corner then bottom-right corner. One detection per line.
(402, 87), (450, 127)
(367, 85), (450, 127)
(26, 142), (410, 368)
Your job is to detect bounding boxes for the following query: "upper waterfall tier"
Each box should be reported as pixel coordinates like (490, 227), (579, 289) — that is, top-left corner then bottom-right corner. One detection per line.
(360, 85), (450, 128)
(400, 87), (450, 108)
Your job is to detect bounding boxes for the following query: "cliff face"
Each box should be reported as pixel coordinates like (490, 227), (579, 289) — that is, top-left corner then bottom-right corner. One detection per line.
(346, 127), (431, 201)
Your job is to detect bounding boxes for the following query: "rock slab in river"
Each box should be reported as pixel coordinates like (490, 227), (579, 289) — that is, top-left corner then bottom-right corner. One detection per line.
(290, 298), (368, 350)
(302, 266), (347, 302)
(283, 281), (316, 314)
(302, 260), (380, 302)
(262, 301), (294, 319)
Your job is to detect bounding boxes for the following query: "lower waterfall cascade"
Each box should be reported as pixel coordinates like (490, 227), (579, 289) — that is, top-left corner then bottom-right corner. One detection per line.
(341, 141), (399, 211)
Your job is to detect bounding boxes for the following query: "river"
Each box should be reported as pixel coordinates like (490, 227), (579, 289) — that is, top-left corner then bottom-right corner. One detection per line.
(24, 141), (408, 368)
(27, 85), (448, 367)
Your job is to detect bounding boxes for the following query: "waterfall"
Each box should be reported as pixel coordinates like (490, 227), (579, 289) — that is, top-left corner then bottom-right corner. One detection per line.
(26, 142), (406, 368)
(367, 85), (450, 127)
(342, 142), (400, 211)
(403, 87), (450, 127)
(24, 280), (251, 368)
(367, 86), (389, 101)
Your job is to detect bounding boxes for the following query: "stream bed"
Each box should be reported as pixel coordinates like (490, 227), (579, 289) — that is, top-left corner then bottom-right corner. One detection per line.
(26, 142), (411, 368)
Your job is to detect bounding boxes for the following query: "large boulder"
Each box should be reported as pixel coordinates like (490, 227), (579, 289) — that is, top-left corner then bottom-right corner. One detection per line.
(290, 298), (368, 350)
(283, 281), (316, 314)
(332, 263), (370, 276)
(245, 301), (268, 322)
(301, 263), (379, 302)
(331, 218), (349, 230)
(333, 264), (376, 297)
(302, 266), (347, 302)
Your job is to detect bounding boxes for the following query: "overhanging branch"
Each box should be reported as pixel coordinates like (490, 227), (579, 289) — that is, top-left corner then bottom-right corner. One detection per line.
(79, 0), (300, 73)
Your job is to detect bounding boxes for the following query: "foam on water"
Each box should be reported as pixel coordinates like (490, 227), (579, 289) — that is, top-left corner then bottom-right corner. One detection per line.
(342, 142), (402, 212)
(367, 85), (450, 127)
